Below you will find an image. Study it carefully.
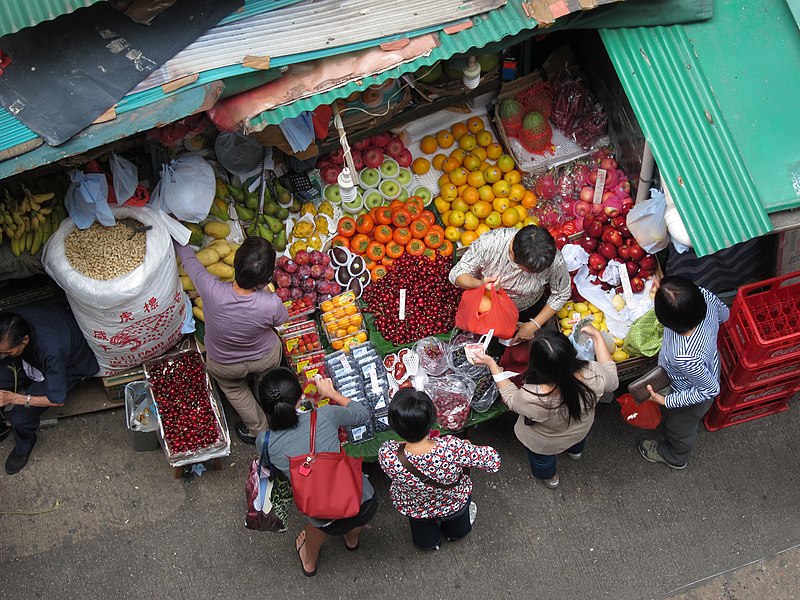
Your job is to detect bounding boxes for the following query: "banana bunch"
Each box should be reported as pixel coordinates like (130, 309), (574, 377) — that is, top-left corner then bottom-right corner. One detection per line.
(1, 186), (67, 257)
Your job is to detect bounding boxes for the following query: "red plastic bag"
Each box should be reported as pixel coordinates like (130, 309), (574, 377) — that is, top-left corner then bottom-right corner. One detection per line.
(455, 283), (519, 340)
(616, 393), (663, 430)
(499, 340), (530, 387)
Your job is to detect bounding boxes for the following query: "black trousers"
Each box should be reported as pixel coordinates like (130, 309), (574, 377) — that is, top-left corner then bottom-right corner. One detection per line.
(658, 397), (715, 466)
(8, 404), (49, 456)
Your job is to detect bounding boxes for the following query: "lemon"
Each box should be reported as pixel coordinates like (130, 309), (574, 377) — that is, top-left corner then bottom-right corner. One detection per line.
(560, 317), (573, 329)
(588, 303), (600, 314)
(557, 306), (570, 319)
(599, 322), (608, 332)
(612, 349), (629, 362)
(573, 302), (589, 313)
(614, 337), (625, 347)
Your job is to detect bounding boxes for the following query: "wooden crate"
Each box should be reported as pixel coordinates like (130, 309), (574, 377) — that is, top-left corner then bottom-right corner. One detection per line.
(101, 366), (145, 402)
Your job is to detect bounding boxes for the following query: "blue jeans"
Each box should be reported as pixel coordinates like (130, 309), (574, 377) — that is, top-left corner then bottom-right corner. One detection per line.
(525, 438), (587, 480)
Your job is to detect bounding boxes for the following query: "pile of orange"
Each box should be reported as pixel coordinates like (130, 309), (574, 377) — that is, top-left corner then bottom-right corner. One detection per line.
(330, 195), (454, 281)
(418, 117), (540, 246)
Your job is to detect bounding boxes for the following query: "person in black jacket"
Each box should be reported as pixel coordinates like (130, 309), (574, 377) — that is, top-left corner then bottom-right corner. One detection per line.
(0, 302), (99, 474)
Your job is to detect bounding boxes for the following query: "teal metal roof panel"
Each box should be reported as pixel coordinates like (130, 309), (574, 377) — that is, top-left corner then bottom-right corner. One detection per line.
(599, 0), (798, 257)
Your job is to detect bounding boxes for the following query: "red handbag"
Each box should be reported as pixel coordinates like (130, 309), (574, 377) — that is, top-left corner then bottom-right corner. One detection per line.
(289, 410), (364, 520)
(455, 283), (519, 340)
(616, 393), (663, 429)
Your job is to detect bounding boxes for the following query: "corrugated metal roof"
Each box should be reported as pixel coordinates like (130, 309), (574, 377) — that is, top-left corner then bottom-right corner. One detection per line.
(601, 0), (800, 256)
(132, 0), (506, 94)
(0, 0), (102, 37)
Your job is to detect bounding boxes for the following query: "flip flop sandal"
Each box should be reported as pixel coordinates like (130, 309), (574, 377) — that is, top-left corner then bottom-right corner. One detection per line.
(296, 532), (317, 577)
(344, 538), (360, 552)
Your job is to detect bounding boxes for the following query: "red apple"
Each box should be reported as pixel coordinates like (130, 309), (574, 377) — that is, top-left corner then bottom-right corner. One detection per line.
(554, 232), (570, 250)
(599, 242), (617, 260)
(611, 216), (626, 230)
(588, 170), (598, 186)
(575, 199), (593, 216)
(638, 269), (654, 280)
(602, 228), (624, 247)
(600, 157), (618, 171)
(625, 261), (639, 277)
(618, 222), (633, 239)
(628, 242), (645, 262)
(588, 253), (607, 271)
(579, 187), (595, 204)
(579, 236), (598, 252)
(617, 244), (631, 261)
(630, 276), (645, 294)
(639, 255), (657, 271)
(585, 220), (603, 239)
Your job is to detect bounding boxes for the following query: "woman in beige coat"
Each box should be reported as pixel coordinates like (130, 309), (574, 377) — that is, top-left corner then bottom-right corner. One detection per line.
(473, 327), (617, 489)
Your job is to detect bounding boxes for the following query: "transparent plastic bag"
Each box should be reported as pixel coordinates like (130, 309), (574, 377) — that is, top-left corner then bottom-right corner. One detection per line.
(470, 368), (498, 413)
(214, 132), (263, 178)
(65, 170), (114, 229)
(425, 374), (474, 431)
(446, 330), (485, 378)
(109, 152), (139, 205)
(150, 156), (215, 222)
(626, 189), (669, 253)
(413, 337), (449, 376)
(125, 381), (158, 432)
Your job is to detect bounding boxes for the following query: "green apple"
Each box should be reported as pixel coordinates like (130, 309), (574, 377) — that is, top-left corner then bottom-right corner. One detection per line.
(323, 184), (342, 204)
(379, 159), (399, 180)
(359, 168), (380, 188)
(379, 179), (401, 199)
(413, 186), (433, 206)
(343, 193), (364, 213)
(364, 190), (384, 209)
(397, 188), (410, 202)
(395, 168), (412, 187)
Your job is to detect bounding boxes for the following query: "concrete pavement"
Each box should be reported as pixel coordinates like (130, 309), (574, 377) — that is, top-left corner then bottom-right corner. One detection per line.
(1, 397), (798, 599)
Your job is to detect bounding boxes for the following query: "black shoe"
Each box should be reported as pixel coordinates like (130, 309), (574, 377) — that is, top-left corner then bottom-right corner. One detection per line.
(0, 420), (10, 442)
(6, 435), (36, 475)
(235, 421), (257, 445)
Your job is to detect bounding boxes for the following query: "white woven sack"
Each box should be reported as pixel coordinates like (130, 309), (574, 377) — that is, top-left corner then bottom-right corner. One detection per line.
(42, 206), (185, 375)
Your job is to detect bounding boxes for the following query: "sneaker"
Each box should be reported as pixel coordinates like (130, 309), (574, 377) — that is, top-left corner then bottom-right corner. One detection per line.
(0, 419), (10, 442)
(543, 473), (560, 489)
(638, 440), (687, 470)
(5, 435), (36, 475)
(235, 421), (257, 445)
(469, 501), (477, 525)
(566, 451), (582, 461)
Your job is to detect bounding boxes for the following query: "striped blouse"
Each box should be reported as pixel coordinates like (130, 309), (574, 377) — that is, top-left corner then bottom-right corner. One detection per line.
(658, 287), (729, 409)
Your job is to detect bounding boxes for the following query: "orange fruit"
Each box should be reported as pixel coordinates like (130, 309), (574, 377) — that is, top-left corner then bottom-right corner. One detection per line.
(463, 154), (482, 172)
(485, 210), (502, 229)
(412, 157), (430, 175)
(496, 154), (516, 173)
(458, 134), (477, 152)
(492, 196), (512, 213)
(467, 117), (484, 134)
(462, 187), (480, 205)
(441, 209), (452, 226)
(438, 173), (452, 188)
(501, 207), (520, 227)
(504, 169), (522, 185)
(467, 170), (486, 188)
(523, 215), (539, 227)
(442, 158), (459, 174)
(483, 166), (502, 184)
(461, 230), (479, 246)
(420, 135), (438, 154)
(471, 200), (492, 219)
(440, 182), (458, 201)
(448, 210), (466, 227)
(509, 183), (526, 201)
(451, 122), (468, 140)
(476, 130), (493, 147)
(521, 190), (538, 209)
(432, 153), (447, 170)
(514, 204), (528, 222)
(444, 225), (463, 242)
(486, 142), (503, 160)
(436, 130), (455, 149)
(332, 340), (344, 350)
(478, 184), (495, 202)
(451, 197), (469, 214)
(471, 146), (488, 161)
(434, 196), (450, 214)
(346, 325), (359, 335)
(449, 148), (467, 165)
(479, 160), (491, 172)
(449, 167), (468, 187)
(475, 223), (491, 236)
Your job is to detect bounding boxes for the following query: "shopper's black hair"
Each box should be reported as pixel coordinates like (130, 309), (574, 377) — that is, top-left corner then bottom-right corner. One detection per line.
(0, 313), (31, 349)
(654, 275), (707, 334)
(525, 329), (596, 423)
(258, 367), (302, 430)
(388, 388), (437, 443)
(234, 236), (276, 290)
(511, 225), (557, 274)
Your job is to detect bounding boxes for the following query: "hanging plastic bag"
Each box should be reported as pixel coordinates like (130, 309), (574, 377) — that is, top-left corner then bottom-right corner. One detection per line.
(109, 152), (139, 205)
(413, 337), (449, 376)
(455, 283), (519, 340)
(471, 369), (499, 413)
(446, 330), (485, 378)
(215, 132), (264, 179)
(150, 155), (215, 222)
(64, 170), (115, 229)
(425, 374), (474, 431)
(623, 309), (665, 357)
(626, 189), (669, 253)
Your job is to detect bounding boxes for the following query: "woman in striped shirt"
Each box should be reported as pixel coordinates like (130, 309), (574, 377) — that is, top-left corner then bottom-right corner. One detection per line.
(639, 276), (729, 469)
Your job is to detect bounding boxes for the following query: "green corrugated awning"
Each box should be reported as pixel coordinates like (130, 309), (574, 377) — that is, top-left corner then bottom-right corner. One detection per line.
(601, 0), (800, 256)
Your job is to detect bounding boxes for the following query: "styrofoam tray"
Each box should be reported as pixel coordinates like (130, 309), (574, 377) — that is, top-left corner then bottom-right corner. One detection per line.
(507, 125), (610, 174)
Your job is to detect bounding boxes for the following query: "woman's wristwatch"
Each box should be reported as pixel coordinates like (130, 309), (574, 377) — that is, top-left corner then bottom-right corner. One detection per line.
(24, 394), (31, 408)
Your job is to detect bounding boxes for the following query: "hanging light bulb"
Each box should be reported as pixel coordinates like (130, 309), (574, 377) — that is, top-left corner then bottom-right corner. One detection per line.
(337, 166), (357, 204)
(462, 55), (481, 90)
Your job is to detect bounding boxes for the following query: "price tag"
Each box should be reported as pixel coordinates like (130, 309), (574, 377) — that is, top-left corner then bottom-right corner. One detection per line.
(399, 289), (407, 321)
(571, 312), (582, 324)
(339, 354), (352, 373)
(367, 364), (381, 394)
(619, 266), (636, 306)
(248, 178), (261, 193)
(592, 169), (607, 204)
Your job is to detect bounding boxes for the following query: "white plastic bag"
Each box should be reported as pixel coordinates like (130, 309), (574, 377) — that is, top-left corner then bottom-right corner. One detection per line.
(214, 132), (263, 179)
(150, 156), (215, 222)
(42, 206), (187, 375)
(65, 170), (114, 229)
(626, 189), (669, 253)
(109, 152), (139, 204)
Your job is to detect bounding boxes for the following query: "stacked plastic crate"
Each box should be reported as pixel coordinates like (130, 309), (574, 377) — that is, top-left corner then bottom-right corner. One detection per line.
(705, 272), (800, 431)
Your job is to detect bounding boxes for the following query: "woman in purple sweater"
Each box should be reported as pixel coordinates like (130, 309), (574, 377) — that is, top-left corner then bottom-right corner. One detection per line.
(175, 237), (288, 443)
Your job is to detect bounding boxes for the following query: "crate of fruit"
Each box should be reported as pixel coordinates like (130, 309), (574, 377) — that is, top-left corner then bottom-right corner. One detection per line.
(278, 320), (322, 356)
(143, 348), (231, 467)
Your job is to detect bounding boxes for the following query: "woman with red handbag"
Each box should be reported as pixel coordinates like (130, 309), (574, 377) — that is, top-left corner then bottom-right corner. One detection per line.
(378, 389), (501, 550)
(472, 326), (617, 489)
(259, 368), (377, 577)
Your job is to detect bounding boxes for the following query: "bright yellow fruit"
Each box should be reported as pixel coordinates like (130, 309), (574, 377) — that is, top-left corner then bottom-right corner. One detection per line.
(463, 212), (480, 231)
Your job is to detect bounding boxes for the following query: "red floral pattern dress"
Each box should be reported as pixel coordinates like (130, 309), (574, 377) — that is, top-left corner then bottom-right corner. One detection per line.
(379, 436), (501, 519)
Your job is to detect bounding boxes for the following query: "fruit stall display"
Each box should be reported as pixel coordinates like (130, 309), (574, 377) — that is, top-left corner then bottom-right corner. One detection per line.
(273, 250), (342, 307)
(143, 348), (230, 467)
(320, 291), (369, 350)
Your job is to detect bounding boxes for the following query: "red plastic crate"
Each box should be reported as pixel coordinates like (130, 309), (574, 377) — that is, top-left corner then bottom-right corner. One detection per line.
(719, 332), (800, 388)
(717, 373), (800, 412)
(725, 271), (800, 364)
(704, 395), (791, 432)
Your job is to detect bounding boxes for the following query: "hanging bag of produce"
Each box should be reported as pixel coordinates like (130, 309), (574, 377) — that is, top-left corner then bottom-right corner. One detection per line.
(42, 205), (186, 375)
(455, 283), (519, 340)
(626, 189), (669, 254)
(425, 374), (474, 431)
(150, 155), (216, 223)
(64, 169), (115, 229)
(109, 152), (139, 205)
(623, 309), (664, 358)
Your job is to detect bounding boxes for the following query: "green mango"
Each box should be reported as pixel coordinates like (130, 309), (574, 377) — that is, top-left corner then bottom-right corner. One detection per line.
(265, 215), (284, 235)
(226, 184), (244, 203)
(211, 207), (230, 222)
(215, 179), (229, 199)
(257, 224), (274, 242)
(275, 207), (289, 221)
(244, 193), (260, 211)
(184, 222), (204, 246)
(273, 230), (287, 252)
(235, 205), (255, 221)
